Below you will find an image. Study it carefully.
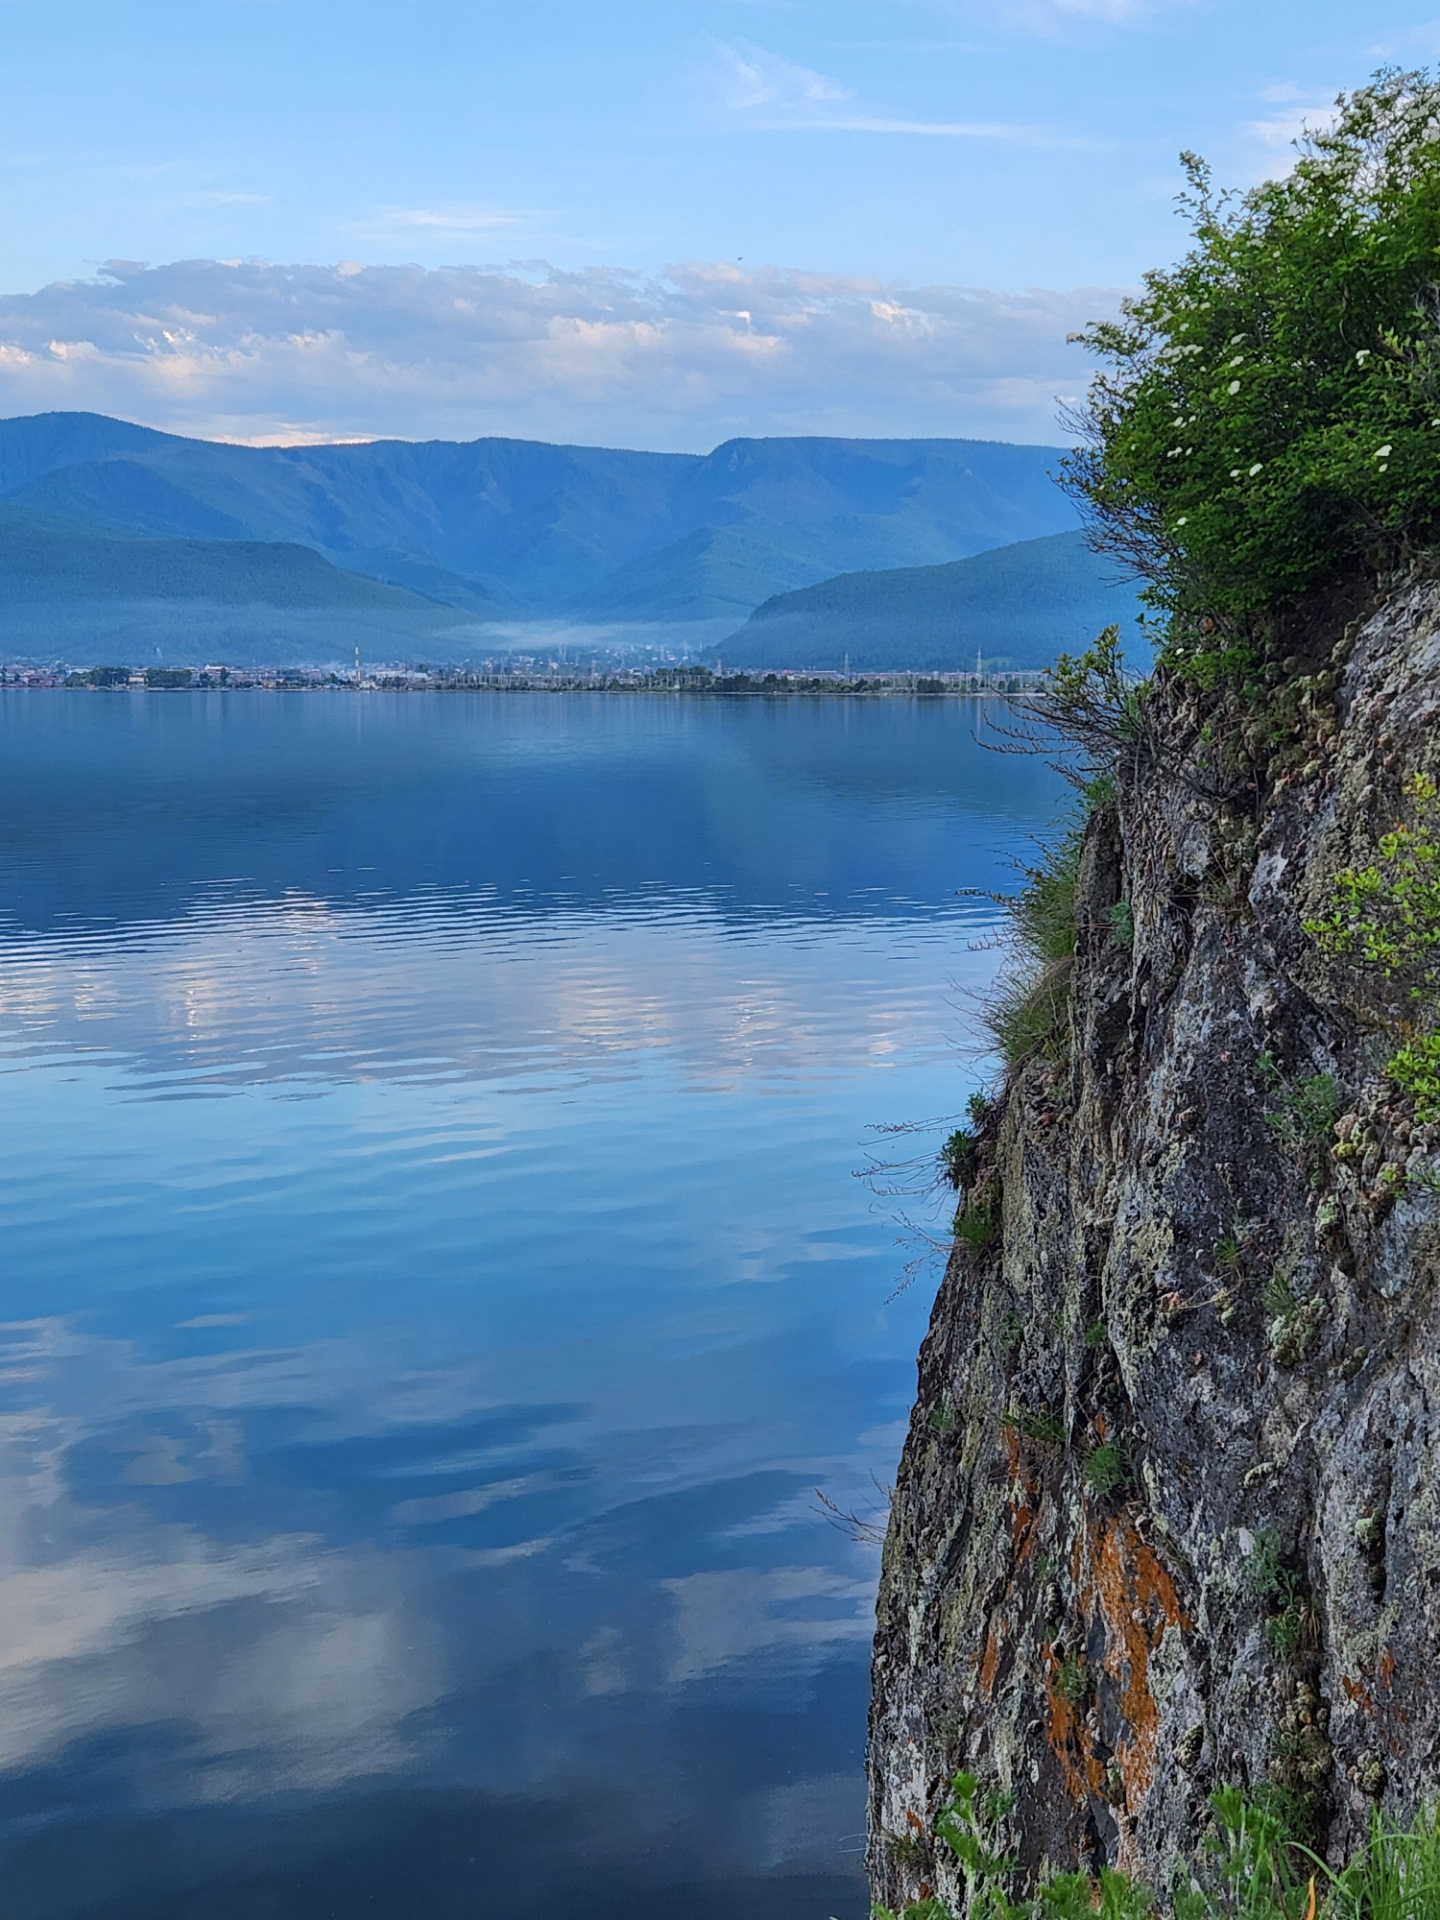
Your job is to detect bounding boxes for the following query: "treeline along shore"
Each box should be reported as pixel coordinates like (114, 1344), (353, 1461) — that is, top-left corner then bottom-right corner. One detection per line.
(3, 661), (1046, 697)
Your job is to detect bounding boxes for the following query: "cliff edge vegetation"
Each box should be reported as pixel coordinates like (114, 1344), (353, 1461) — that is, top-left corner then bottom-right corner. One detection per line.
(868, 70), (1440, 1920)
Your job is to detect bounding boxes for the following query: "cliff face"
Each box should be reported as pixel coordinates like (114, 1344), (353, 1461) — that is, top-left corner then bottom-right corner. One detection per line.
(868, 583), (1440, 1906)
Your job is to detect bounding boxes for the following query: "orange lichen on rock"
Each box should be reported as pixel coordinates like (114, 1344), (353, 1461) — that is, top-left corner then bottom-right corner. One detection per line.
(1042, 1642), (1111, 1808)
(1043, 1519), (1189, 1843)
(1089, 1519), (1188, 1812)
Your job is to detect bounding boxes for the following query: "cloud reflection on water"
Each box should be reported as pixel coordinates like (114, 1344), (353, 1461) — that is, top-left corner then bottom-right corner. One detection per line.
(0, 693), (1063, 1917)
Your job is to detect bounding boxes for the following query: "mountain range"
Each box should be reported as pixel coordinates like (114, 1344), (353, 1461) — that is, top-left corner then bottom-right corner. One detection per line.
(0, 411), (1138, 666)
(718, 530), (1142, 673)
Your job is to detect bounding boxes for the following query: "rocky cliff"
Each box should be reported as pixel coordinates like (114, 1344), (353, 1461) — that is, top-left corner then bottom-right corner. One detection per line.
(868, 581), (1440, 1907)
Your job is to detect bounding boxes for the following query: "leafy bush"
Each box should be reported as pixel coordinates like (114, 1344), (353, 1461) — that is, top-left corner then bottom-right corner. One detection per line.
(1389, 1030), (1440, 1122)
(1306, 772), (1440, 1120)
(1063, 71), (1440, 660)
(1037, 626), (1153, 777)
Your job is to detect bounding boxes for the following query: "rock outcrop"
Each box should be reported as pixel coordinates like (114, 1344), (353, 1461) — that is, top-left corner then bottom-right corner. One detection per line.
(868, 583), (1440, 1908)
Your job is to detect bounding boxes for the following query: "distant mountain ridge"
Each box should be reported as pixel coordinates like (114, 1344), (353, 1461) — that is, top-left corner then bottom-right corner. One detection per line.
(719, 531), (1143, 673)
(0, 411), (1081, 625)
(0, 411), (1141, 667)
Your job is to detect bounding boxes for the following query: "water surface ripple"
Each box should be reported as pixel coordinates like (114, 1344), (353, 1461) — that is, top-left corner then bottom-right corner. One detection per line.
(0, 691), (1061, 1920)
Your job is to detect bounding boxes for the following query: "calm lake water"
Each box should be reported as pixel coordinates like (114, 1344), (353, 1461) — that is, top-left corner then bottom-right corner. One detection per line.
(0, 691), (1061, 1920)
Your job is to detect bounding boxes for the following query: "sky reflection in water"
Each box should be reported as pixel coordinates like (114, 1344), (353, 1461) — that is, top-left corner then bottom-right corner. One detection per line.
(0, 691), (1062, 1920)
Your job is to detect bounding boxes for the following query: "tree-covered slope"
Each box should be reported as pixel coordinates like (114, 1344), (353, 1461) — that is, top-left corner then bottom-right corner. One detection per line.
(0, 504), (444, 609)
(0, 414), (1080, 621)
(720, 530), (1144, 671)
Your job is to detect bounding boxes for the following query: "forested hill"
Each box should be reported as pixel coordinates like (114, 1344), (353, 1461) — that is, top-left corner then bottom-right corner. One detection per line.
(720, 530), (1144, 672)
(0, 412), (1080, 625)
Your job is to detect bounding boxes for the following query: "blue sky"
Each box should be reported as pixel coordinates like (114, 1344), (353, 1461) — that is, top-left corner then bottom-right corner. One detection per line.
(1, 0), (1437, 446)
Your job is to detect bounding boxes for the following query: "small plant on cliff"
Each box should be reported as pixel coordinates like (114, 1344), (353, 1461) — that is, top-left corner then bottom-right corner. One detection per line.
(1054, 1652), (1090, 1708)
(1082, 1437), (1130, 1497)
(984, 824), (1081, 1068)
(1243, 1527), (1319, 1659)
(1005, 1405), (1066, 1449)
(1258, 1055), (1346, 1177)
(1306, 771), (1440, 1122)
(1243, 1525), (1287, 1598)
(940, 1127), (981, 1192)
(955, 1194), (1001, 1253)
(1261, 1270), (1301, 1322)
(1328, 1802), (1440, 1918)
(1062, 69), (1440, 668)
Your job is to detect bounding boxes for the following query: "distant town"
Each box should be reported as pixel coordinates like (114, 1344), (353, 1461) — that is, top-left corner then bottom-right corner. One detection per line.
(1, 660), (1046, 696)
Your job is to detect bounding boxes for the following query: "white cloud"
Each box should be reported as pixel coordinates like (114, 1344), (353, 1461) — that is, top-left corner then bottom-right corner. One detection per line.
(367, 204), (533, 234)
(0, 255), (1122, 447)
(1243, 107), (1328, 152)
(703, 34), (1033, 137)
(707, 36), (853, 114)
(1368, 17), (1440, 57)
(1238, 91), (1339, 178)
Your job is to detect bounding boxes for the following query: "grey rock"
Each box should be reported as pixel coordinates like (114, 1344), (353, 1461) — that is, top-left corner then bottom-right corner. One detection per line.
(867, 584), (1440, 1908)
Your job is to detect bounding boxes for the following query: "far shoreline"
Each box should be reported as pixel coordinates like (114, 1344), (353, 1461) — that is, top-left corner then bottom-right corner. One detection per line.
(1, 664), (1047, 698)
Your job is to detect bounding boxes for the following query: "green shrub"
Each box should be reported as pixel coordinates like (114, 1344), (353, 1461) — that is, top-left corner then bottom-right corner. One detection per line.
(1389, 1030), (1440, 1123)
(1306, 772), (1440, 1120)
(1063, 70), (1440, 658)
(1309, 773), (1440, 977)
